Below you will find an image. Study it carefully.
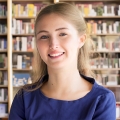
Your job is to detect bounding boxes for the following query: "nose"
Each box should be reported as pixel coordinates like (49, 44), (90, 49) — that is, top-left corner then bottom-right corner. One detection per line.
(49, 45), (59, 50)
(49, 37), (59, 50)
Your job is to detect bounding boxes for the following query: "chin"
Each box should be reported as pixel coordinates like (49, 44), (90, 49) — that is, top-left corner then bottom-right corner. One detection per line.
(48, 63), (66, 70)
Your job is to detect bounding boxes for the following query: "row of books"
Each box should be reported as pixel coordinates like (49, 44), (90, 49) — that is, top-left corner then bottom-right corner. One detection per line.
(0, 88), (7, 101)
(0, 104), (8, 117)
(13, 73), (32, 86)
(12, 19), (120, 35)
(13, 37), (34, 51)
(96, 74), (120, 85)
(116, 104), (120, 118)
(12, 19), (34, 34)
(13, 54), (32, 69)
(0, 38), (7, 50)
(92, 36), (120, 51)
(0, 4), (7, 17)
(12, 3), (48, 17)
(76, 3), (120, 16)
(90, 57), (120, 69)
(0, 54), (7, 68)
(0, 71), (7, 85)
(87, 20), (120, 34)
(0, 24), (7, 34)
(12, 3), (120, 17)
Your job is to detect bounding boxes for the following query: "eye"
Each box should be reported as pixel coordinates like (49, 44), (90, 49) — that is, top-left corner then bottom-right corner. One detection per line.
(59, 33), (67, 36)
(40, 35), (49, 39)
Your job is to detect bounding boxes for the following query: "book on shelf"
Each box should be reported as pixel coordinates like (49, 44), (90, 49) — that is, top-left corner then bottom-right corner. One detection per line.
(0, 103), (8, 117)
(76, 3), (120, 17)
(116, 104), (120, 118)
(12, 3), (50, 17)
(0, 88), (8, 101)
(0, 24), (7, 34)
(0, 71), (7, 85)
(13, 73), (32, 87)
(12, 19), (34, 34)
(76, 2), (103, 17)
(87, 20), (120, 34)
(13, 54), (33, 69)
(90, 53), (120, 69)
(0, 54), (7, 68)
(0, 4), (7, 17)
(13, 36), (34, 52)
(0, 38), (7, 50)
(95, 72), (120, 86)
(91, 36), (120, 52)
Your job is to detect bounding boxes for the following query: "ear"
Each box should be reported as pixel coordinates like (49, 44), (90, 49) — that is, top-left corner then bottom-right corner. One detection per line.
(78, 34), (86, 48)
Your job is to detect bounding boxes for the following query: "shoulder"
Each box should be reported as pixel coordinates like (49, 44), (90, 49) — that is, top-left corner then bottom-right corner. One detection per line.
(13, 86), (40, 110)
(81, 74), (115, 100)
(92, 83), (116, 119)
(92, 82), (116, 103)
(17, 84), (40, 99)
(14, 75), (48, 105)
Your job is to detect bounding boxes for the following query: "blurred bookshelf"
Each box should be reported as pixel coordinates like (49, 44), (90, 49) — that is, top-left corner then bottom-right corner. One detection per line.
(59, 0), (120, 119)
(1, 0), (120, 119)
(0, 0), (8, 119)
(11, 0), (54, 103)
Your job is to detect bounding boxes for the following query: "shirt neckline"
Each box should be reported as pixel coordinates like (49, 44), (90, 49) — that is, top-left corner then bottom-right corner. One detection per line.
(38, 74), (98, 102)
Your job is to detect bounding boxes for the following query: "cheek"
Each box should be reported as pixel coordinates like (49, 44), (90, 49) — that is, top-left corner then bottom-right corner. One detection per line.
(66, 37), (80, 49)
(36, 42), (48, 57)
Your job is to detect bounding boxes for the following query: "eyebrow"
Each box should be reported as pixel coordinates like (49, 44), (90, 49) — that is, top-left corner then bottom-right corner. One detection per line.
(36, 27), (68, 35)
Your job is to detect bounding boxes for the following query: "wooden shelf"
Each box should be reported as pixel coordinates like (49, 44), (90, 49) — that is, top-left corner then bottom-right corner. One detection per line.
(0, 101), (8, 103)
(12, 34), (34, 36)
(0, 16), (7, 19)
(91, 68), (120, 70)
(13, 51), (33, 54)
(13, 68), (32, 71)
(0, 50), (7, 53)
(13, 16), (35, 19)
(12, 0), (52, 2)
(0, 34), (7, 36)
(103, 85), (120, 87)
(59, 0), (120, 1)
(91, 51), (120, 53)
(13, 16), (120, 20)
(85, 16), (120, 19)
(0, 0), (7, 2)
(90, 33), (120, 36)
(0, 68), (7, 71)
(0, 85), (8, 88)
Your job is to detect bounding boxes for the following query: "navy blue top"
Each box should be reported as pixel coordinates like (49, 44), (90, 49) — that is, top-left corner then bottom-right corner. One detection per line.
(9, 74), (116, 120)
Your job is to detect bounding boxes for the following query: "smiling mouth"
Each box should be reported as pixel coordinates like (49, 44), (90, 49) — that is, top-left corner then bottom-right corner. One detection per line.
(48, 52), (65, 57)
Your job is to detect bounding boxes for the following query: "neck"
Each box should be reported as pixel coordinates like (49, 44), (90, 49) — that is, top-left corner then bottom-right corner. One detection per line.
(46, 67), (82, 93)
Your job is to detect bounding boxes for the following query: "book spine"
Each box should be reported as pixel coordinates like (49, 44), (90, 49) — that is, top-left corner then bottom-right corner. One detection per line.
(17, 55), (22, 69)
(16, 37), (19, 51)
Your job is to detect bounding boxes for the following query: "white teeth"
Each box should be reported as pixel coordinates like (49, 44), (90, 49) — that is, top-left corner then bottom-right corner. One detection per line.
(49, 53), (63, 57)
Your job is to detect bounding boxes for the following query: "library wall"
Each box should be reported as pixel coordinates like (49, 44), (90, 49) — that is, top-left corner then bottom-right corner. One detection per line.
(0, 0), (8, 119)
(0, 0), (120, 120)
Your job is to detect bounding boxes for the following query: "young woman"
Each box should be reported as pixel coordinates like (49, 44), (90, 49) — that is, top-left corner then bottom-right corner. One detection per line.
(9, 2), (116, 120)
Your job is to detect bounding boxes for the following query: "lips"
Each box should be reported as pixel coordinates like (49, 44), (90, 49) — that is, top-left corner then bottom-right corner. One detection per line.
(48, 52), (64, 58)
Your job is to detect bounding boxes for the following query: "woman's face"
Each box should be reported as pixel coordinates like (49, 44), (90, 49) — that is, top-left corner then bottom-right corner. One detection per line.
(36, 13), (85, 70)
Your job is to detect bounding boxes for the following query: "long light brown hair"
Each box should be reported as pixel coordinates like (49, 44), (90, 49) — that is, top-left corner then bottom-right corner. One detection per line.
(23, 2), (94, 91)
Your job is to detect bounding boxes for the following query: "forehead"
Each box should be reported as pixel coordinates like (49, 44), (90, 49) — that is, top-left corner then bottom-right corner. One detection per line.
(36, 13), (76, 32)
